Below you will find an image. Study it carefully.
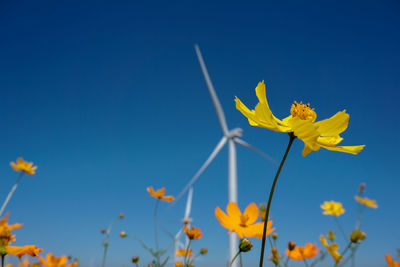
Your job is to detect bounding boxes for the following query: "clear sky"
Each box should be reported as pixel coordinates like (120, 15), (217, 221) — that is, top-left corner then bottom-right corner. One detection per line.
(0, 0), (399, 266)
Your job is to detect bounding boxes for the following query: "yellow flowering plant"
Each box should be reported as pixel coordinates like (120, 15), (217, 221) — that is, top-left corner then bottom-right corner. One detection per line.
(234, 81), (365, 266)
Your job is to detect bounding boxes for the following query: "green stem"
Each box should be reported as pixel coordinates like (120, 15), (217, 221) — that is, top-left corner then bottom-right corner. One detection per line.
(302, 259), (310, 267)
(239, 252), (243, 267)
(0, 172), (24, 216)
(135, 263), (139, 267)
(183, 239), (191, 266)
(334, 217), (347, 241)
(153, 199), (161, 266)
(356, 204), (365, 229)
(101, 216), (119, 267)
(259, 133), (296, 267)
(1, 255), (4, 267)
(230, 251), (241, 267)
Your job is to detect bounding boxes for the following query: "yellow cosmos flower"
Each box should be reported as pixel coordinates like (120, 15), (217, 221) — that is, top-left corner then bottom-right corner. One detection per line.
(175, 261), (183, 267)
(146, 187), (175, 202)
(285, 243), (320, 260)
(354, 196), (378, 209)
(39, 253), (78, 267)
(235, 81), (365, 156)
(175, 249), (193, 257)
(215, 202), (275, 239)
(0, 213), (23, 247)
(320, 201), (345, 216)
(320, 235), (343, 264)
(184, 224), (202, 240)
(386, 254), (400, 267)
(10, 158), (37, 176)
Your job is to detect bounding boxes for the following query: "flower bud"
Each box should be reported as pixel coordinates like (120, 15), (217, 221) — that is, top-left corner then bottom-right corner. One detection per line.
(327, 230), (336, 241)
(119, 213), (124, 219)
(272, 233), (278, 241)
(350, 229), (366, 243)
(200, 247), (208, 255)
(259, 204), (267, 221)
(119, 231), (127, 238)
(101, 228), (106, 234)
(359, 183), (366, 194)
(271, 247), (280, 265)
(239, 238), (253, 252)
(288, 241), (296, 251)
(132, 256), (139, 263)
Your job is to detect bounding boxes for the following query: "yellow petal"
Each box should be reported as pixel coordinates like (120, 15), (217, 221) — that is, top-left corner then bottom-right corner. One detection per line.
(226, 202), (241, 225)
(215, 207), (235, 230)
(314, 110), (349, 136)
(242, 203), (259, 225)
(287, 117), (320, 150)
(319, 144), (365, 155)
(317, 136), (343, 146)
(161, 195), (175, 202)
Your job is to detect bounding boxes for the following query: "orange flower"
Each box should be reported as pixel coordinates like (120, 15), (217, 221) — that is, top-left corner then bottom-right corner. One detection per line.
(0, 213), (23, 247)
(175, 249), (193, 257)
(10, 158), (37, 176)
(6, 245), (43, 258)
(184, 224), (202, 240)
(39, 253), (78, 267)
(285, 243), (320, 260)
(147, 187), (174, 202)
(386, 254), (400, 267)
(215, 202), (275, 239)
(175, 262), (183, 267)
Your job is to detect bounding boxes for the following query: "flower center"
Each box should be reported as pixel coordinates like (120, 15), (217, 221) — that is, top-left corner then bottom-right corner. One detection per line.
(239, 214), (249, 227)
(290, 101), (316, 121)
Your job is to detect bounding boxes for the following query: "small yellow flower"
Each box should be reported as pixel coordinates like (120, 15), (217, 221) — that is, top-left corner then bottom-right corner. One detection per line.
(184, 224), (202, 240)
(320, 201), (345, 216)
(175, 249), (193, 257)
(147, 187), (175, 202)
(175, 261), (183, 267)
(354, 196), (378, 209)
(0, 213), (23, 247)
(10, 158), (37, 176)
(39, 253), (78, 267)
(119, 231), (127, 238)
(215, 202), (275, 239)
(320, 235), (343, 264)
(285, 243), (320, 261)
(235, 81), (365, 156)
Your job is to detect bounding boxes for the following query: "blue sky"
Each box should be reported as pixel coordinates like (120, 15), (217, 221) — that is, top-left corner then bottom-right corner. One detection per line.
(0, 0), (399, 266)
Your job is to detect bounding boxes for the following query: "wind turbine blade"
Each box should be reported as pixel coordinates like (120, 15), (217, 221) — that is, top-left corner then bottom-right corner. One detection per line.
(174, 136), (228, 203)
(194, 44), (229, 136)
(234, 138), (278, 166)
(184, 187), (193, 220)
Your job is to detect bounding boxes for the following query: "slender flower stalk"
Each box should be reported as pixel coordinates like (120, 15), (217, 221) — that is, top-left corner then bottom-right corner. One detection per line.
(153, 199), (160, 266)
(259, 133), (296, 267)
(0, 173), (24, 217)
(229, 251), (241, 267)
(101, 214), (123, 267)
(183, 239), (191, 266)
(333, 217), (347, 241)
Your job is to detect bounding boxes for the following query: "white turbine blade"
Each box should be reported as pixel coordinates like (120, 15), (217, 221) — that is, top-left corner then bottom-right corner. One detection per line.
(234, 138), (278, 166)
(184, 187), (193, 220)
(174, 136), (228, 203)
(194, 44), (229, 136)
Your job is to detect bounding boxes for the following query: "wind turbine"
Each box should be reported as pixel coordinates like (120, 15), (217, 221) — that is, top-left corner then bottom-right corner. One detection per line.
(175, 45), (277, 267)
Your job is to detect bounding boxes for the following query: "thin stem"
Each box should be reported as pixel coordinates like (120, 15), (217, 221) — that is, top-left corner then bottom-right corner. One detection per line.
(302, 259), (310, 267)
(135, 263), (139, 267)
(356, 204), (365, 229)
(229, 251), (241, 267)
(284, 252), (291, 267)
(0, 173), (24, 217)
(183, 239), (191, 266)
(101, 216), (119, 267)
(337, 244), (359, 267)
(1, 255), (4, 267)
(153, 199), (160, 266)
(334, 217), (347, 241)
(259, 133), (296, 267)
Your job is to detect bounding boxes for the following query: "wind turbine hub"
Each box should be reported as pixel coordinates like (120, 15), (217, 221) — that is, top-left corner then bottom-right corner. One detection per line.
(227, 128), (243, 139)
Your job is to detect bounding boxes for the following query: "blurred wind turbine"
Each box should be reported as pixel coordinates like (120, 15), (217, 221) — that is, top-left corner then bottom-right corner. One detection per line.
(175, 44), (277, 267)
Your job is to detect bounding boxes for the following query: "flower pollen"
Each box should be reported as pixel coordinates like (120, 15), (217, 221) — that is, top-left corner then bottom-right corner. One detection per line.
(290, 101), (316, 121)
(239, 214), (249, 227)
